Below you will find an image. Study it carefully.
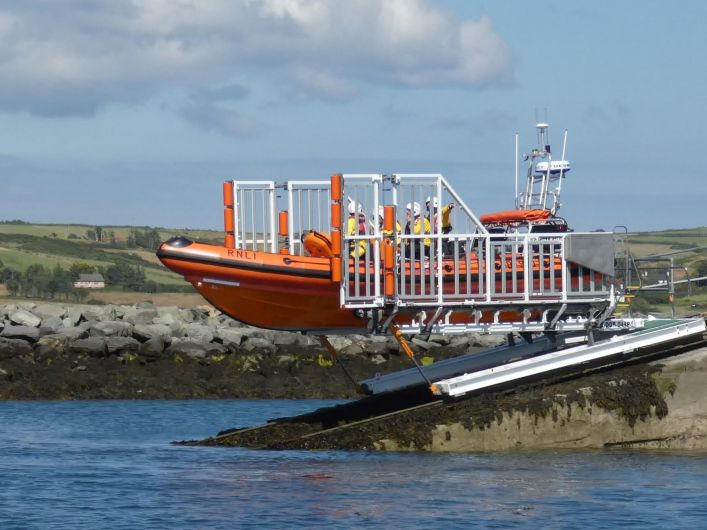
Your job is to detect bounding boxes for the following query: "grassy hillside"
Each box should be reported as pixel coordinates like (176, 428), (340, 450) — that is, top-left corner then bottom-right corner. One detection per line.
(0, 222), (224, 294)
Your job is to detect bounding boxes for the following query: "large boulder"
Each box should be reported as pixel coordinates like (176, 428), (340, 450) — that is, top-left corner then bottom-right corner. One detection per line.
(272, 332), (298, 346)
(151, 312), (185, 336)
(322, 336), (353, 350)
(185, 323), (214, 343)
(90, 321), (133, 338)
(411, 337), (443, 351)
(154, 306), (181, 326)
(1, 325), (40, 342)
(70, 337), (107, 357)
(296, 334), (318, 348)
(242, 337), (276, 354)
(56, 325), (90, 341)
(9, 309), (41, 328)
(122, 306), (158, 326)
(427, 334), (451, 346)
(166, 340), (206, 358)
(65, 306), (83, 326)
(449, 335), (470, 349)
(340, 344), (364, 357)
(34, 334), (70, 358)
(39, 316), (66, 335)
(138, 337), (165, 360)
(33, 304), (66, 320)
(15, 301), (36, 312)
(362, 341), (388, 356)
(133, 324), (172, 343)
(179, 309), (196, 323)
(215, 328), (245, 347)
(473, 334), (507, 348)
(0, 304), (17, 320)
(105, 336), (141, 354)
(82, 305), (116, 322)
(239, 327), (276, 342)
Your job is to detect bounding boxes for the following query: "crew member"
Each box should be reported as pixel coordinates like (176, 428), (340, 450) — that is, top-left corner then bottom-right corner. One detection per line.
(425, 196), (454, 234)
(426, 196), (455, 255)
(347, 199), (367, 259)
(404, 202), (431, 259)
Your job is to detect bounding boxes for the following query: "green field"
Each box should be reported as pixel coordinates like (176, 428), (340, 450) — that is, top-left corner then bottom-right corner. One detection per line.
(626, 227), (706, 271)
(0, 224), (211, 293)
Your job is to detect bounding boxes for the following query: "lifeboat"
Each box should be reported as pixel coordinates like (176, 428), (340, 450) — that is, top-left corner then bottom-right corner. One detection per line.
(157, 231), (601, 333)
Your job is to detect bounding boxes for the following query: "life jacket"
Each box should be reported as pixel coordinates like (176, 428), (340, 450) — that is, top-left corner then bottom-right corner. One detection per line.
(347, 216), (367, 258)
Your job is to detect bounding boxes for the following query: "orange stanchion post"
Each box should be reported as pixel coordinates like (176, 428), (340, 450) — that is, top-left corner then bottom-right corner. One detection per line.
(384, 240), (395, 297)
(330, 174), (342, 283)
(278, 210), (290, 255)
(223, 181), (235, 248)
(384, 205), (395, 233)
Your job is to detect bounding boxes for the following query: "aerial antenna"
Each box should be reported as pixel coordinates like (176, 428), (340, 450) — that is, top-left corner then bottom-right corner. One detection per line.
(514, 132), (519, 209)
(553, 129), (569, 214)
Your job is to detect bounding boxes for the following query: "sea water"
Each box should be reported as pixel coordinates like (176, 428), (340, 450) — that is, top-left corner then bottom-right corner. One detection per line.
(1, 400), (707, 529)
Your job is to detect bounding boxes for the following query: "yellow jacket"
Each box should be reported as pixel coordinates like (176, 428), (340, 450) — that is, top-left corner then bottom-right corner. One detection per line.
(382, 220), (402, 244)
(441, 204), (453, 229)
(347, 216), (367, 258)
(406, 217), (431, 247)
(431, 205), (453, 232)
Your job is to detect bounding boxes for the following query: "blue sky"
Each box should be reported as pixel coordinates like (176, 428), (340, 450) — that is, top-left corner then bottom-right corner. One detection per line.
(0, 0), (705, 231)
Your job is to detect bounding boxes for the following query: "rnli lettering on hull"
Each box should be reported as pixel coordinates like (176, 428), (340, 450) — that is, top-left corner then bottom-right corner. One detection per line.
(226, 249), (256, 260)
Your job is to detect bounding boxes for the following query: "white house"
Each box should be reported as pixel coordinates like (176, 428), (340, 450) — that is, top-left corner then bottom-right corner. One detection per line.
(73, 273), (106, 289)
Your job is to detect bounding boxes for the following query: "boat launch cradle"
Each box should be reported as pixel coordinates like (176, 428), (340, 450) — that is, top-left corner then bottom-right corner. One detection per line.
(206, 172), (618, 335)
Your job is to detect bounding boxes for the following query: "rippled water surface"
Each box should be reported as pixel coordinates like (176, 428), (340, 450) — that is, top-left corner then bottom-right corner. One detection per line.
(2, 400), (707, 529)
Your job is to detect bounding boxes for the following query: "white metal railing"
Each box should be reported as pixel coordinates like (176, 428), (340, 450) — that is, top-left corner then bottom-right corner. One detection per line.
(286, 181), (331, 256)
(229, 180), (331, 255)
(227, 174), (615, 319)
(340, 174), (383, 304)
(231, 181), (277, 252)
(339, 174), (615, 311)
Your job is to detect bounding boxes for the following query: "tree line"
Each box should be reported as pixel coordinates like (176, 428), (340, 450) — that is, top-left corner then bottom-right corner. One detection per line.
(81, 227), (163, 250)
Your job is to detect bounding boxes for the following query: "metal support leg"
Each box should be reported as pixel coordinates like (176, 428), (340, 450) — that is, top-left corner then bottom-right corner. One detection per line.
(388, 323), (434, 392)
(318, 335), (360, 390)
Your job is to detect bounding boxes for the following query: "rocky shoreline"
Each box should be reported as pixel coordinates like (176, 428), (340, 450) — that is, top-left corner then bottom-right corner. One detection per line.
(0, 301), (503, 400)
(4, 301), (707, 451)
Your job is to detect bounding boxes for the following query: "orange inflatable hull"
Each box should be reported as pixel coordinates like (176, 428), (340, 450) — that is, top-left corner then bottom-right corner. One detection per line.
(157, 238), (592, 333)
(479, 209), (551, 224)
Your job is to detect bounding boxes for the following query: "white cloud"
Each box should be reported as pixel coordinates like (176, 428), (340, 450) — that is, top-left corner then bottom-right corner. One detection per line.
(0, 0), (513, 120)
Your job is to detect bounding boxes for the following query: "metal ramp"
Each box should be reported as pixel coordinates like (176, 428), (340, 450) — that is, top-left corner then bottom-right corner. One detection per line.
(432, 318), (706, 397)
(359, 318), (706, 396)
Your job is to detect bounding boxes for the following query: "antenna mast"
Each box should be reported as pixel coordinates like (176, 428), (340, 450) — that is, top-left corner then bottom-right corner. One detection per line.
(514, 132), (519, 209)
(518, 122), (571, 214)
